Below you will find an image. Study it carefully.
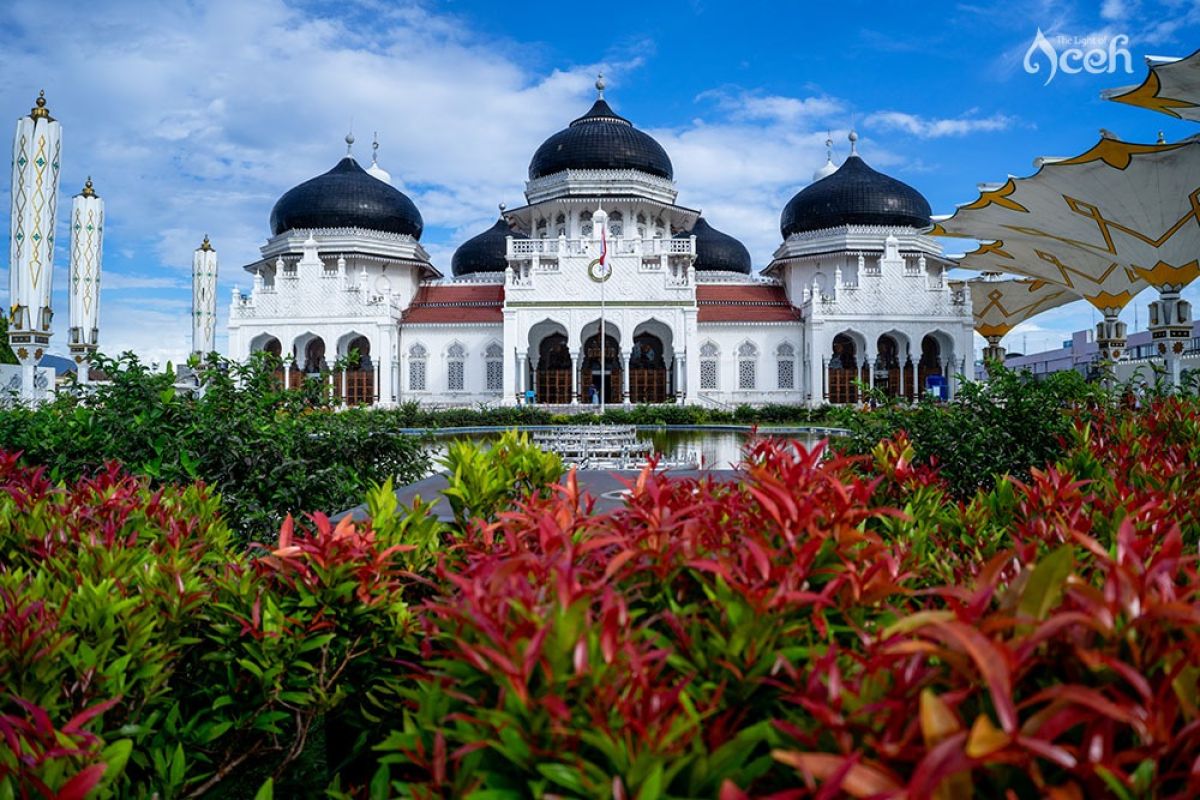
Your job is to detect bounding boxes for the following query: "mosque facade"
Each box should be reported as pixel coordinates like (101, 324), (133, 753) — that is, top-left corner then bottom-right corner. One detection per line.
(227, 78), (974, 408)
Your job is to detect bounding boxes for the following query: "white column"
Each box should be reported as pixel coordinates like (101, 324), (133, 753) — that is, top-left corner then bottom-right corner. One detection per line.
(372, 361), (380, 403)
(570, 351), (580, 404)
(9, 91), (63, 400)
(621, 349), (631, 404)
(67, 177), (103, 384)
(192, 236), (219, 356)
(822, 357), (830, 403)
(501, 311), (518, 405)
(674, 350), (685, 404)
(518, 351), (528, 400)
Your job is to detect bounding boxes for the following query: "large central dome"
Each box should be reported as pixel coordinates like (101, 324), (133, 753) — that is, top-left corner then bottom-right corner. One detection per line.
(528, 95), (673, 181)
(270, 156), (424, 239)
(780, 146), (931, 238)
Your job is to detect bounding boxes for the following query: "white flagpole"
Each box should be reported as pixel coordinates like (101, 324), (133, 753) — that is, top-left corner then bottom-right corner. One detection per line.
(600, 238), (606, 415)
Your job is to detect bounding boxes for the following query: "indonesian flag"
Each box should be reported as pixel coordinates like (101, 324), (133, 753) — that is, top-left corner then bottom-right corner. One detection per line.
(599, 225), (607, 265)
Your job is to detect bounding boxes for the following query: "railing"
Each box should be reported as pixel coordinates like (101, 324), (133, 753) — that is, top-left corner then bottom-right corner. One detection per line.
(695, 393), (735, 411)
(508, 237), (695, 259)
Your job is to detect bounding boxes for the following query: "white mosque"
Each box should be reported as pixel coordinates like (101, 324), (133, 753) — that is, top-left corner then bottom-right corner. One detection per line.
(7, 82), (974, 407)
(227, 78), (973, 407)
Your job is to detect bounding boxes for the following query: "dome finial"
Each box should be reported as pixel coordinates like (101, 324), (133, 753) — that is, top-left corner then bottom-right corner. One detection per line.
(498, 202), (507, 213)
(345, 129), (355, 156)
(371, 131), (380, 165)
(848, 129), (858, 156)
(30, 89), (52, 121)
(595, 72), (605, 99)
(80, 176), (96, 198)
(200, 234), (213, 252)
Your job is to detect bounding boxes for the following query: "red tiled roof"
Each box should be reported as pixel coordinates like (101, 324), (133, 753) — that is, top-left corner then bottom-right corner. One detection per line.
(402, 284), (504, 324)
(696, 284), (801, 323)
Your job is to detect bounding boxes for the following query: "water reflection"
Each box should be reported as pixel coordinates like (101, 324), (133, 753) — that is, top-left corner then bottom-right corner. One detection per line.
(428, 427), (827, 471)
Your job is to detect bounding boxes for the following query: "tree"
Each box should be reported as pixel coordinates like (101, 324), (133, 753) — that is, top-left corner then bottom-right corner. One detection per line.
(0, 317), (17, 364)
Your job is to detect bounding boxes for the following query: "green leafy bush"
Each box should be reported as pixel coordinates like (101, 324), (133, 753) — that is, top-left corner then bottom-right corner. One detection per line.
(840, 364), (1106, 498)
(440, 429), (563, 527)
(0, 454), (440, 798)
(0, 353), (429, 542)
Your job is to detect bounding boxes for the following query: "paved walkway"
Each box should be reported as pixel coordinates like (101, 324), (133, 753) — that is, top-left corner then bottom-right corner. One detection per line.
(334, 467), (741, 523)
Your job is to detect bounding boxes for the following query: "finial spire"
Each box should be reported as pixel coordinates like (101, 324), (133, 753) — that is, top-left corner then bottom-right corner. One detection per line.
(200, 234), (213, 252)
(595, 72), (605, 99)
(30, 89), (52, 121)
(80, 176), (96, 198)
(371, 131), (380, 165)
(498, 202), (507, 213)
(848, 129), (858, 156)
(825, 133), (833, 159)
(345, 130), (355, 156)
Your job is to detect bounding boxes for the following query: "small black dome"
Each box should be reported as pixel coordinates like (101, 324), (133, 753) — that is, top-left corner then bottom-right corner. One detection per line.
(675, 217), (752, 274)
(270, 157), (424, 239)
(451, 218), (527, 276)
(780, 155), (931, 238)
(528, 99), (673, 180)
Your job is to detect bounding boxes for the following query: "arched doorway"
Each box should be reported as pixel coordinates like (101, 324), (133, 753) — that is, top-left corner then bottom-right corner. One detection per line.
(629, 332), (667, 403)
(536, 333), (572, 404)
(829, 333), (862, 404)
(302, 337), (327, 375)
(341, 335), (374, 405)
(582, 332), (621, 404)
(918, 334), (942, 398)
(875, 334), (903, 399)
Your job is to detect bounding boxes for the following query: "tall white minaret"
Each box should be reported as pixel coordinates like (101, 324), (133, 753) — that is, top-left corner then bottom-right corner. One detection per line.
(192, 235), (218, 356)
(68, 177), (103, 384)
(8, 90), (63, 399)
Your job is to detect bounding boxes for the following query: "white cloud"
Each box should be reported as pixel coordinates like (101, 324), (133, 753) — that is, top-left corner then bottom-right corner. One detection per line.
(0, 1), (940, 364)
(866, 110), (1017, 138)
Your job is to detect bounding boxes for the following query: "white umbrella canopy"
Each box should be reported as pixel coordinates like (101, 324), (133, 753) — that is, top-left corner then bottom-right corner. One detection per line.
(931, 138), (1200, 302)
(951, 238), (1145, 316)
(1103, 48), (1200, 122)
(952, 275), (1080, 340)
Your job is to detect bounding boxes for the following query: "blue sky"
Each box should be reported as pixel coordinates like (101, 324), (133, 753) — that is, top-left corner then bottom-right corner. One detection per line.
(1, 0), (1198, 364)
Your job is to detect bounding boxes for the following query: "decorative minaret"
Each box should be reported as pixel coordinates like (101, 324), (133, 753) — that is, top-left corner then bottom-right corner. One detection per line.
(8, 90), (63, 399)
(192, 235), (218, 356)
(68, 177), (103, 384)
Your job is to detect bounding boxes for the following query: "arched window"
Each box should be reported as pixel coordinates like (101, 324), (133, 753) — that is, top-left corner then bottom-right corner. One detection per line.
(700, 342), (719, 390)
(485, 343), (503, 392)
(536, 217), (548, 239)
(408, 343), (427, 391)
(447, 343), (466, 391)
(608, 210), (623, 237)
(776, 342), (795, 389)
(580, 211), (593, 237)
(555, 213), (566, 237)
(737, 342), (758, 390)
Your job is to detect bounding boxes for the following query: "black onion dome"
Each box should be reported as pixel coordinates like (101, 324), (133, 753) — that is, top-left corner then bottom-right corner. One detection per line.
(451, 218), (527, 276)
(675, 217), (752, 274)
(528, 99), (673, 180)
(270, 157), (424, 239)
(780, 155), (931, 238)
